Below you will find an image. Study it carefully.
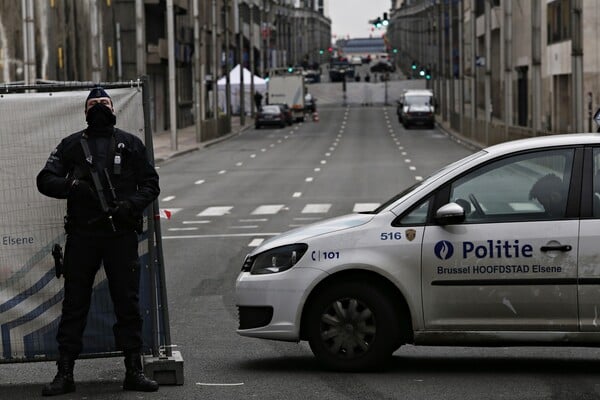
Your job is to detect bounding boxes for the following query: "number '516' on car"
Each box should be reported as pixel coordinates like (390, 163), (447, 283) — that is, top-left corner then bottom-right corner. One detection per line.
(236, 133), (600, 371)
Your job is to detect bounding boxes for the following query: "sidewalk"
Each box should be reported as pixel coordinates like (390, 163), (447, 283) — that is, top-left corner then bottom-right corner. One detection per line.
(151, 115), (251, 164)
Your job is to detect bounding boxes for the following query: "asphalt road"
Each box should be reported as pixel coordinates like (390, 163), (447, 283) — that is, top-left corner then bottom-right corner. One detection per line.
(3, 84), (600, 399)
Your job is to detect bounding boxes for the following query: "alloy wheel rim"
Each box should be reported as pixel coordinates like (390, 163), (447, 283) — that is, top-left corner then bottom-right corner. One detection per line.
(319, 297), (376, 358)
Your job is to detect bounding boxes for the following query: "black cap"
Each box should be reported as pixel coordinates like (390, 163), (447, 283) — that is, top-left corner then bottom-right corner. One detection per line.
(86, 86), (111, 106)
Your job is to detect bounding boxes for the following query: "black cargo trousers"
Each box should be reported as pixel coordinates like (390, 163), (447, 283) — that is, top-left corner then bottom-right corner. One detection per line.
(57, 230), (142, 357)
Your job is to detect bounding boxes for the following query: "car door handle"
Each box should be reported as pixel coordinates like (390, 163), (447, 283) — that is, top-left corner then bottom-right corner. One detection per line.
(540, 245), (572, 252)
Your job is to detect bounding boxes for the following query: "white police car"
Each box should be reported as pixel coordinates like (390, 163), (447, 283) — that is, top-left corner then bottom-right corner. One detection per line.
(236, 133), (600, 371)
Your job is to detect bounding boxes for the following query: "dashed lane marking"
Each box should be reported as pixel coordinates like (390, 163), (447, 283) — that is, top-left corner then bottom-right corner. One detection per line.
(302, 204), (331, 213)
(197, 206), (233, 216)
(251, 205), (285, 215)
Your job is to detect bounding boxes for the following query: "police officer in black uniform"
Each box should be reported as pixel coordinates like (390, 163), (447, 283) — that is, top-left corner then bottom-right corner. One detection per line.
(37, 87), (160, 396)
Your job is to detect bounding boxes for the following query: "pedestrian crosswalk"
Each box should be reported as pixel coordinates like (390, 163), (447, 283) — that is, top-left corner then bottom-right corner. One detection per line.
(160, 202), (380, 221)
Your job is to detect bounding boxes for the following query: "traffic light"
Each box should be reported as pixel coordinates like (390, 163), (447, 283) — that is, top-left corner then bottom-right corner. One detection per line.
(287, 66), (294, 73)
(370, 17), (382, 28)
(382, 12), (389, 27)
(328, 47), (333, 53)
(425, 69), (431, 80)
(319, 49), (324, 55)
(411, 61), (417, 70)
(419, 68), (425, 77)
(392, 48), (398, 54)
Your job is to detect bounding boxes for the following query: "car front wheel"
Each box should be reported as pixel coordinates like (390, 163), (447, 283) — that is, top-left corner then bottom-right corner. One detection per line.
(306, 280), (400, 371)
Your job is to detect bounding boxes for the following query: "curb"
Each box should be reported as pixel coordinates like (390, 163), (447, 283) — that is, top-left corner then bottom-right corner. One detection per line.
(154, 123), (253, 165)
(435, 119), (484, 152)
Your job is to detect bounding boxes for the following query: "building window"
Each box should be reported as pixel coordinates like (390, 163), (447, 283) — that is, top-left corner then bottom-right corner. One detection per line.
(547, 0), (571, 44)
(475, 0), (500, 17)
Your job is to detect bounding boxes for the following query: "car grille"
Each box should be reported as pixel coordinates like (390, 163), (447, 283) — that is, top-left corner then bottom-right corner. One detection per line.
(238, 306), (273, 329)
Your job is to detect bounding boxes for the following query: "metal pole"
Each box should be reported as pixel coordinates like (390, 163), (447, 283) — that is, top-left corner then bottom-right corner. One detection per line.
(484, 0), (491, 144)
(504, 0), (512, 140)
(449, 0), (454, 122)
(571, 0), (584, 132)
(239, 2), (245, 125)
(458, 0), (464, 135)
(193, 0), (203, 142)
(532, 0), (542, 133)
(470, 0), (477, 136)
(250, 4), (256, 118)
(141, 76), (173, 358)
(212, 0), (219, 121)
(90, 0), (101, 82)
(135, 0), (147, 76)
(116, 23), (123, 81)
(225, 0), (232, 119)
(441, 0), (447, 122)
(166, 0), (178, 150)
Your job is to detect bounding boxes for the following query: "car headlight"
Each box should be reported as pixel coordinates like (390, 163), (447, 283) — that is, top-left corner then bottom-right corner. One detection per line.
(242, 244), (308, 275)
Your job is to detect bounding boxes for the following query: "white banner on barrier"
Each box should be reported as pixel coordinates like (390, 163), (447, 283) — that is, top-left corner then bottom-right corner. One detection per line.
(0, 87), (147, 361)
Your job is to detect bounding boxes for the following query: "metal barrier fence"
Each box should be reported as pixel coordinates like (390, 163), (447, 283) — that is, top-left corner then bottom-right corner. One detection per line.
(0, 79), (173, 368)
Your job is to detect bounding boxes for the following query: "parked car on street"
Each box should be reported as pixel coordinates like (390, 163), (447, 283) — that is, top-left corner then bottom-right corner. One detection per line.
(255, 105), (286, 129)
(270, 103), (293, 125)
(397, 89), (435, 128)
(236, 133), (600, 371)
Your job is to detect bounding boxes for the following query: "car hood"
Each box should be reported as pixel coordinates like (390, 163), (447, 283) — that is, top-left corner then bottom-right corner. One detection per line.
(251, 213), (375, 255)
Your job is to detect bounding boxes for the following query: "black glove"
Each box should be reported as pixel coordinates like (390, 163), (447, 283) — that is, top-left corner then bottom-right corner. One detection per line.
(67, 178), (96, 201)
(109, 200), (133, 220)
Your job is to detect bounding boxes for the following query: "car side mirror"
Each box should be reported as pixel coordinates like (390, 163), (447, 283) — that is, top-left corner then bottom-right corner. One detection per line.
(435, 202), (465, 225)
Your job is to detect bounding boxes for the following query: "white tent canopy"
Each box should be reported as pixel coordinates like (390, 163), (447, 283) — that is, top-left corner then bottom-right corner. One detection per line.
(217, 64), (266, 115)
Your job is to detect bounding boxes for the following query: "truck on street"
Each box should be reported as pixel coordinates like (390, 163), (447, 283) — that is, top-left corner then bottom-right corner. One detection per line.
(267, 68), (306, 122)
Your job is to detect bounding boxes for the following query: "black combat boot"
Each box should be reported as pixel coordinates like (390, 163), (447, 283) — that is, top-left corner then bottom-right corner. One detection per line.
(123, 352), (159, 392)
(41, 354), (76, 396)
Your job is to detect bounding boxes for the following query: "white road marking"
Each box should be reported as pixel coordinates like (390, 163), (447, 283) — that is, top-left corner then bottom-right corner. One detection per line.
(168, 227), (198, 231)
(353, 203), (381, 212)
(230, 225), (259, 229)
(270, 144), (275, 147)
(325, 152), (331, 157)
(251, 205), (285, 215)
(289, 224), (306, 228)
(236, 162), (243, 166)
(261, 148), (267, 152)
(219, 170), (227, 174)
(197, 206), (233, 216)
(320, 160), (327, 164)
(405, 159), (411, 163)
(415, 176), (424, 181)
(162, 196), (176, 202)
(314, 168), (321, 172)
(293, 217), (322, 221)
(302, 204), (331, 213)
(409, 166), (416, 171)
(196, 383), (245, 386)
(401, 151), (407, 155)
(182, 220), (211, 224)
(163, 233), (280, 239)
(239, 218), (268, 222)
(194, 179), (205, 185)
(398, 146), (404, 150)
(329, 147), (335, 151)
(305, 177), (314, 182)
(293, 192), (302, 198)
(250, 154), (256, 158)
(248, 238), (264, 247)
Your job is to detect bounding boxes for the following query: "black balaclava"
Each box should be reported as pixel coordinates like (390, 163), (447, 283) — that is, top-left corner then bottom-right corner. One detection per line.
(85, 87), (116, 135)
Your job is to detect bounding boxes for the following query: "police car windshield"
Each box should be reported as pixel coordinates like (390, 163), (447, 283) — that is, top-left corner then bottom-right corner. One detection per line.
(367, 150), (487, 214)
